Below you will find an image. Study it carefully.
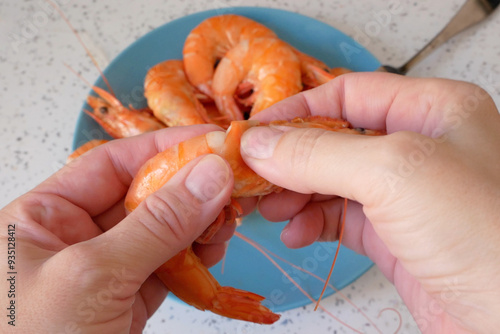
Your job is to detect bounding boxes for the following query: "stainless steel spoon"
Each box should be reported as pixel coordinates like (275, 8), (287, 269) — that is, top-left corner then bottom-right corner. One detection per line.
(379, 0), (499, 74)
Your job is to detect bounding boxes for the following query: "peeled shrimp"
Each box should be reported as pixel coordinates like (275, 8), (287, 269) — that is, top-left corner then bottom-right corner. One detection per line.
(182, 14), (277, 98)
(212, 37), (302, 120)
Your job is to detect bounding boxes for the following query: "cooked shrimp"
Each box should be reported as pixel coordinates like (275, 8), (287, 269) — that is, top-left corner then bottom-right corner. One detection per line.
(155, 246), (278, 324)
(86, 86), (166, 138)
(124, 116), (385, 323)
(125, 120), (280, 324)
(203, 101), (231, 129)
(144, 60), (214, 127)
(212, 38), (302, 120)
(271, 116), (383, 135)
(182, 14), (277, 98)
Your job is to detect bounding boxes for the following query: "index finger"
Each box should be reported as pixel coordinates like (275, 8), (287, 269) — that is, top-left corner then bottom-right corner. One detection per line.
(34, 124), (221, 216)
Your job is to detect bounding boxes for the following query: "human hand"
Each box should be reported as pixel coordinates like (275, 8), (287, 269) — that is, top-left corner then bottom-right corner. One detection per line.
(0, 124), (235, 334)
(241, 73), (500, 333)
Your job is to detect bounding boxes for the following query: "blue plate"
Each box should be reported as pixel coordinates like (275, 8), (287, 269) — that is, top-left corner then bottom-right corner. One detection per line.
(73, 7), (378, 313)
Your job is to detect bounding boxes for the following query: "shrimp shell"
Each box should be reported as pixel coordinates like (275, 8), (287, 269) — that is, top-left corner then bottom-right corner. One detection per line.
(85, 86), (165, 138)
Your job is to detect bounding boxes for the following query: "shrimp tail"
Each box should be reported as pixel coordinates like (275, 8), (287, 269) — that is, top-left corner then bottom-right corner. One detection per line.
(155, 247), (280, 324)
(208, 286), (281, 324)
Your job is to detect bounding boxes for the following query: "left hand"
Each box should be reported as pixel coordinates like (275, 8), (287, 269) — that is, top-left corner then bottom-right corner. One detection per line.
(0, 124), (235, 334)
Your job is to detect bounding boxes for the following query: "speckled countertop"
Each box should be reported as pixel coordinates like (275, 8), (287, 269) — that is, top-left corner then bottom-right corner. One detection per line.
(1, 1), (499, 333)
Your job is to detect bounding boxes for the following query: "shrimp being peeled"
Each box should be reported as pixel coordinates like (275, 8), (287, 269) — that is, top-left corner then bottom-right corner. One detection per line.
(125, 120), (280, 324)
(86, 86), (166, 138)
(182, 14), (277, 98)
(124, 116), (384, 323)
(212, 38), (302, 120)
(144, 59), (214, 127)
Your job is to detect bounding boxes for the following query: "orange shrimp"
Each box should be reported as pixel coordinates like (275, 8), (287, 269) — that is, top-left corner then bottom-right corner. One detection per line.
(125, 120), (280, 324)
(292, 50), (352, 88)
(67, 139), (109, 162)
(271, 116), (384, 135)
(182, 14), (277, 98)
(124, 117), (385, 323)
(125, 120), (279, 211)
(85, 86), (166, 138)
(144, 59), (216, 127)
(212, 38), (302, 120)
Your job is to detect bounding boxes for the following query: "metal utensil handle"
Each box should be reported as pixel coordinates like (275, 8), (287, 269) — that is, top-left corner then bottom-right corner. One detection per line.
(379, 0), (498, 75)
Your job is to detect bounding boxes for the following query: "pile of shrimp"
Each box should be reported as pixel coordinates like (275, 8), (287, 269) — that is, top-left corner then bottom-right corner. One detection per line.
(84, 14), (351, 138)
(67, 13), (389, 328)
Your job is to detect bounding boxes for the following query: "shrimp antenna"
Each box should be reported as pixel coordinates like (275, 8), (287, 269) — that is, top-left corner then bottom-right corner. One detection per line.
(45, 0), (115, 96)
(63, 62), (92, 89)
(234, 231), (364, 334)
(247, 234), (385, 334)
(378, 308), (402, 334)
(314, 197), (347, 310)
(64, 63), (114, 103)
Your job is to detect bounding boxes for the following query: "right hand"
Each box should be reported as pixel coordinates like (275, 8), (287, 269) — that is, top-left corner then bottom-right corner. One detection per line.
(241, 73), (500, 333)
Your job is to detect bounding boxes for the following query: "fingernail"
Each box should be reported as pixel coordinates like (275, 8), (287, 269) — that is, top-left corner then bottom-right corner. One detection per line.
(241, 127), (284, 159)
(280, 225), (290, 243)
(185, 155), (230, 203)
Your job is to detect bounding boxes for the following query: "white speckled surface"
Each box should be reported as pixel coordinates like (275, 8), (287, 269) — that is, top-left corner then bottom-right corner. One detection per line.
(1, 0), (499, 333)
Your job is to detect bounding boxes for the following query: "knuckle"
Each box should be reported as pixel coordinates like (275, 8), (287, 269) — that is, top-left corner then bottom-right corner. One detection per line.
(376, 131), (442, 190)
(141, 191), (199, 243)
(379, 131), (420, 161)
(51, 243), (110, 291)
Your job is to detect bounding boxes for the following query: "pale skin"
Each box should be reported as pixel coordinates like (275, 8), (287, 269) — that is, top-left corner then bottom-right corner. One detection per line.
(0, 124), (237, 334)
(240, 73), (500, 333)
(0, 73), (499, 334)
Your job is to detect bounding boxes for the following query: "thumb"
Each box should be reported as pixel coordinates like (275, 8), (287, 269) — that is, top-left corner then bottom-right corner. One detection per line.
(84, 154), (233, 283)
(240, 125), (388, 203)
